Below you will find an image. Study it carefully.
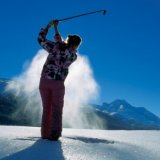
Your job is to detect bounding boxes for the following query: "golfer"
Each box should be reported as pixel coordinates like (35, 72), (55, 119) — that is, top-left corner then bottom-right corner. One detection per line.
(38, 20), (81, 140)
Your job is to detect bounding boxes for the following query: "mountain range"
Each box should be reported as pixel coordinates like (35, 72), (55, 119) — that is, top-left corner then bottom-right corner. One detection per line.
(89, 100), (160, 129)
(0, 78), (160, 129)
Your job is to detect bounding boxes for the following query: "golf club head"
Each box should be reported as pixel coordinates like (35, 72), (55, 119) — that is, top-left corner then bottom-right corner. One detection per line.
(103, 10), (107, 15)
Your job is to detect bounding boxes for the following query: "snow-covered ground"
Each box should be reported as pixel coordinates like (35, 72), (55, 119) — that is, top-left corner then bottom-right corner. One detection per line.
(0, 126), (160, 160)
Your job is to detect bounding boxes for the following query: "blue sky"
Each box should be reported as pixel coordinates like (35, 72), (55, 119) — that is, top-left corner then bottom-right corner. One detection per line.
(0, 0), (160, 116)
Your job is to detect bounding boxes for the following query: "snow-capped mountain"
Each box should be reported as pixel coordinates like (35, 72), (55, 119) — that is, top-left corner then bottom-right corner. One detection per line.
(0, 78), (160, 130)
(91, 99), (160, 129)
(100, 100), (159, 123)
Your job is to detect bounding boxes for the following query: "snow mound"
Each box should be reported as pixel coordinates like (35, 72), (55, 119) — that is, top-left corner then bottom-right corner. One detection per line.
(0, 126), (160, 160)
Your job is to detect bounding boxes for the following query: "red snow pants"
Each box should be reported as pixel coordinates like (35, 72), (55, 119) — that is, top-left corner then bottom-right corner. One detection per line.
(39, 78), (65, 139)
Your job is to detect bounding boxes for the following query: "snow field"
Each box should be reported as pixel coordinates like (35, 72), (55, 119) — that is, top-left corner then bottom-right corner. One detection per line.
(0, 126), (160, 160)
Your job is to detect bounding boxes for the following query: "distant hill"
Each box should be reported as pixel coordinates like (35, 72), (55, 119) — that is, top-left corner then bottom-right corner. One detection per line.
(0, 78), (160, 129)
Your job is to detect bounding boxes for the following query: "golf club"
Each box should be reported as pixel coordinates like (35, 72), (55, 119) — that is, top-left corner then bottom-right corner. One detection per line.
(57, 9), (106, 22)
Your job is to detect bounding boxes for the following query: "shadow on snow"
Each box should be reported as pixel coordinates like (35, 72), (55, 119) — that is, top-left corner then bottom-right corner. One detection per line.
(1, 139), (65, 160)
(65, 136), (115, 144)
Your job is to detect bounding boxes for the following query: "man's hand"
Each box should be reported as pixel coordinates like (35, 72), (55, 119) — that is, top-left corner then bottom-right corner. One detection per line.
(45, 19), (60, 37)
(53, 20), (59, 27)
(46, 20), (59, 29)
(46, 20), (54, 29)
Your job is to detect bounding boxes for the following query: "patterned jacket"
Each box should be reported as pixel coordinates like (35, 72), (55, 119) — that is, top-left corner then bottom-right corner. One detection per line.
(38, 27), (77, 81)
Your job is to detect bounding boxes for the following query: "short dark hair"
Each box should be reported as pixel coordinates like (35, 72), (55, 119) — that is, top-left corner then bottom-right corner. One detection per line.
(67, 35), (82, 47)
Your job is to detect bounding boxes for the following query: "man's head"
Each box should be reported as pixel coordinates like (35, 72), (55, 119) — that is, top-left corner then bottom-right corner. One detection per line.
(66, 35), (82, 49)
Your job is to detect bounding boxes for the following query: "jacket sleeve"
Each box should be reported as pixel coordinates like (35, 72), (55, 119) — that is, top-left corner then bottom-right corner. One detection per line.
(54, 33), (62, 43)
(37, 28), (54, 52)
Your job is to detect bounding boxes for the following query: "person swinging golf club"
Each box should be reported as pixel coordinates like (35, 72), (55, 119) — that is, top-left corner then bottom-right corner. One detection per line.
(38, 20), (81, 140)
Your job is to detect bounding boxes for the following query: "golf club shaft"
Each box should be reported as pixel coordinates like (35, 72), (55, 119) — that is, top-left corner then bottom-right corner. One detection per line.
(58, 9), (106, 22)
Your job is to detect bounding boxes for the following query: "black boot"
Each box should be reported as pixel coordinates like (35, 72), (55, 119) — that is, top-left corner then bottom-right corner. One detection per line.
(49, 130), (60, 141)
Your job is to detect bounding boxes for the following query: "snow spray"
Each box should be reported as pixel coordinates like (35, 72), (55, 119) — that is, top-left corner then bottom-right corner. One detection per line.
(6, 49), (106, 129)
